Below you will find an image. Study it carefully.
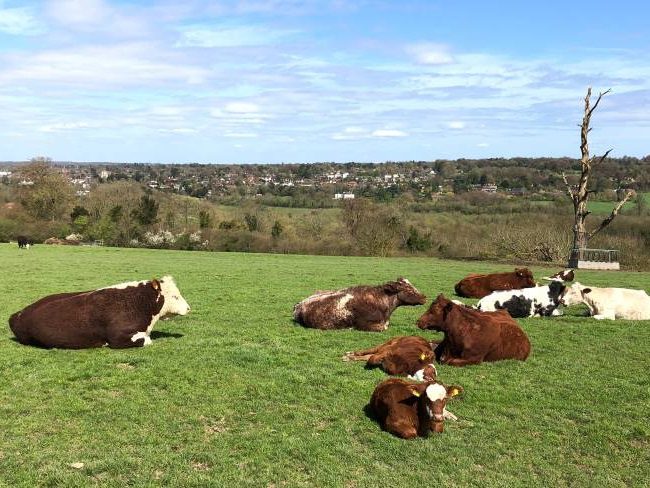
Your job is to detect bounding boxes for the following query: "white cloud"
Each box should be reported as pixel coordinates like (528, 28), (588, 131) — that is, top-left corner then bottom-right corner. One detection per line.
(331, 126), (369, 140)
(46, 0), (111, 26)
(0, 6), (42, 35)
(225, 102), (259, 114)
(448, 121), (465, 130)
(405, 43), (454, 65)
(372, 129), (408, 138)
(223, 132), (258, 138)
(176, 24), (297, 48)
(39, 121), (96, 132)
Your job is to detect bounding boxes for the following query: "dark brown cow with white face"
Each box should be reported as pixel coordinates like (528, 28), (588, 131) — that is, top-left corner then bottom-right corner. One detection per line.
(344, 335), (437, 380)
(417, 294), (531, 366)
(454, 268), (536, 298)
(8, 276), (190, 349)
(293, 278), (426, 332)
(369, 378), (462, 438)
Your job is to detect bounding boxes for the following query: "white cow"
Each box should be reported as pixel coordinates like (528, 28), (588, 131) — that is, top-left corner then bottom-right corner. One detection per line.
(562, 282), (650, 320)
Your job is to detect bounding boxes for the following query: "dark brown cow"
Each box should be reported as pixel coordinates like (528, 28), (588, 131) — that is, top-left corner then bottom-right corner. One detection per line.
(454, 268), (536, 298)
(9, 276), (190, 349)
(344, 335), (438, 380)
(543, 269), (575, 282)
(293, 278), (426, 331)
(417, 294), (531, 366)
(369, 378), (462, 438)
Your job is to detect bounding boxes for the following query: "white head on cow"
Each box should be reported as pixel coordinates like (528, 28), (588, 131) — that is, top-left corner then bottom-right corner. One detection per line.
(157, 276), (191, 316)
(560, 282), (589, 307)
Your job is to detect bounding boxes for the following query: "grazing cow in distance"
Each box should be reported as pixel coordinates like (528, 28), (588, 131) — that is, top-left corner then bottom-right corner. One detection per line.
(476, 280), (567, 317)
(9, 276), (190, 349)
(369, 378), (463, 438)
(343, 335), (437, 379)
(561, 282), (650, 320)
(417, 294), (531, 366)
(17, 236), (33, 249)
(454, 268), (536, 298)
(293, 277), (426, 331)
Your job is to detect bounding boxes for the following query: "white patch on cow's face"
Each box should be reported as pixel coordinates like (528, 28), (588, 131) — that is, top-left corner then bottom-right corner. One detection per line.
(425, 383), (447, 402)
(158, 276), (190, 316)
(562, 283), (585, 306)
(131, 331), (152, 346)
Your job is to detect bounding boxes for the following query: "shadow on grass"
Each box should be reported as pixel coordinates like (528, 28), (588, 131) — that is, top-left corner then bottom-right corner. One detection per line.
(151, 330), (184, 340)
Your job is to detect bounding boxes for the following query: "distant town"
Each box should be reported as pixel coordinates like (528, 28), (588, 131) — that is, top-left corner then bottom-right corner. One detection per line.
(2, 156), (647, 205)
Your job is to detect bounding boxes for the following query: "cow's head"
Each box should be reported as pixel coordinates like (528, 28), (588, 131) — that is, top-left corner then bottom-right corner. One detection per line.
(514, 268), (536, 287)
(560, 282), (590, 306)
(420, 363), (437, 381)
(155, 276), (191, 316)
(543, 269), (575, 282)
(383, 277), (427, 305)
(417, 294), (454, 330)
(548, 280), (567, 305)
(410, 382), (463, 435)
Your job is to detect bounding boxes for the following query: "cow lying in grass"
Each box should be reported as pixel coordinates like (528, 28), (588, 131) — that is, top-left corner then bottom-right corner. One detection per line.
(369, 378), (462, 438)
(9, 276), (190, 349)
(293, 277), (426, 331)
(343, 335), (437, 380)
(454, 268), (536, 298)
(417, 294), (531, 366)
(476, 280), (567, 317)
(561, 282), (650, 320)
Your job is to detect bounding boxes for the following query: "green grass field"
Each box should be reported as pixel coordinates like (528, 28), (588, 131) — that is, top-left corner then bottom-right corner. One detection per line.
(1, 244), (649, 487)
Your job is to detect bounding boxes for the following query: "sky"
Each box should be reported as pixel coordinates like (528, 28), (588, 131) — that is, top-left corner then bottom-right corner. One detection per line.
(0, 0), (649, 164)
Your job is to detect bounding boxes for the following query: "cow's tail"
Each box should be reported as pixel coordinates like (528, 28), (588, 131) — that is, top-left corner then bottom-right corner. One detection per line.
(292, 303), (303, 323)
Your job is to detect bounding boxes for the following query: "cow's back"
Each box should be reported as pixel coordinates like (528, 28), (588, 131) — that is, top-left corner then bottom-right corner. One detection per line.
(293, 290), (351, 329)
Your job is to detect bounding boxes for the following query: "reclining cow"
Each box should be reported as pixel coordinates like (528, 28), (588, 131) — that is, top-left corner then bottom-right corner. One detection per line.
(293, 277), (426, 331)
(343, 335), (438, 380)
(417, 294), (531, 366)
(368, 378), (462, 438)
(561, 282), (650, 320)
(454, 268), (536, 298)
(8, 276), (190, 349)
(476, 280), (567, 318)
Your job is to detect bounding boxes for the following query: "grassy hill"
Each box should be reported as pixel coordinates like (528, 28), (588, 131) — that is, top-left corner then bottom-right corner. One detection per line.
(0, 244), (648, 487)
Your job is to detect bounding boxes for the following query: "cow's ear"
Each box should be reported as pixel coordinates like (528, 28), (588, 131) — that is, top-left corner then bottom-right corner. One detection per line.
(582, 288), (592, 295)
(410, 383), (428, 398)
(151, 279), (160, 291)
(446, 385), (463, 398)
(383, 282), (399, 294)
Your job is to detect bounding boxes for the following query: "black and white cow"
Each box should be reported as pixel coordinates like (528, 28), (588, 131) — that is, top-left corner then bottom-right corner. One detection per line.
(8, 276), (190, 349)
(17, 236), (33, 249)
(476, 280), (567, 318)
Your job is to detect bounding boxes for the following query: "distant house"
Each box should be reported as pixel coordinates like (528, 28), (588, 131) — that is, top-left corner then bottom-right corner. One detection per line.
(480, 184), (498, 193)
(334, 192), (355, 200)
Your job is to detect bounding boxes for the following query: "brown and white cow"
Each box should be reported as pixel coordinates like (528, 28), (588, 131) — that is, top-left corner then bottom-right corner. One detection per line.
(344, 335), (438, 380)
(369, 378), (462, 438)
(454, 268), (536, 298)
(293, 278), (426, 331)
(417, 294), (531, 366)
(8, 276), (190, 349)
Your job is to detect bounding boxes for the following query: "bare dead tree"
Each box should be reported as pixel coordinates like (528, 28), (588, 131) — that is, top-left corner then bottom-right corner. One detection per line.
(562, 87), (633, 256)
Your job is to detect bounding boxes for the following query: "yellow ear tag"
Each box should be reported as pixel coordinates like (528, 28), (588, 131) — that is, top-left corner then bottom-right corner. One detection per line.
(419, 353), (427, 361)
(450, 388), (460, 397)
(411, 389), (421, 397)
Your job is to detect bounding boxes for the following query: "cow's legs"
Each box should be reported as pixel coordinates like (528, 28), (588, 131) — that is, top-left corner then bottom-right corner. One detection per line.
(362, 321), (389, 332)
(107, 329), (150, 348)
(443, 356), (482, 367)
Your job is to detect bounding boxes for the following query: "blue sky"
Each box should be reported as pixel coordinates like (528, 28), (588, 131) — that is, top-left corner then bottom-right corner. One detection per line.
(0, 0), (648, 163)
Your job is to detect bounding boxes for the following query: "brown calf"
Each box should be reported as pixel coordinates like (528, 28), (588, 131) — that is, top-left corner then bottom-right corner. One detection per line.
(454, 267), (536, 298)
(417, 294), (531, 366)
(293, 277), (426, 331)
(344, 335), (437, 379)
(369, 378), (462, 438)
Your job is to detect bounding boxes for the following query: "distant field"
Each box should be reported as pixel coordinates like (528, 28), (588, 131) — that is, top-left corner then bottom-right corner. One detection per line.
(1, 245), (649, 487)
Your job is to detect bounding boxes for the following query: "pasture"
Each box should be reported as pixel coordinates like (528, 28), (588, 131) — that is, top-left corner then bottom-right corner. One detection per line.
(1, 244), (649, 487)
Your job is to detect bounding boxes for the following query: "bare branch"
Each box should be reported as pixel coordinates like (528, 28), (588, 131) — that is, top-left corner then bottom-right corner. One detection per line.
(590, 149), (613, 166)
(561, 172), (575, 200)
(587, 88), (611, 119)
(587, 191), (634, 240)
